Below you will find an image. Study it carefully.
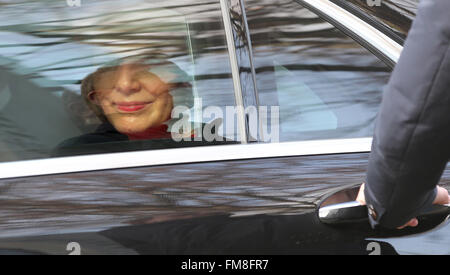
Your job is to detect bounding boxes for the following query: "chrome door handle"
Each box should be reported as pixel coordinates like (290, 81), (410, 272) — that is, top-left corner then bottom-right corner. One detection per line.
(319, 200), (450, 225)
(319, 201), (368, 224)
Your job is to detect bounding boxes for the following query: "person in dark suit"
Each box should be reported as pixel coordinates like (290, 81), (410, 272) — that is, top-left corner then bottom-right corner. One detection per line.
(356, 0), (450, 229)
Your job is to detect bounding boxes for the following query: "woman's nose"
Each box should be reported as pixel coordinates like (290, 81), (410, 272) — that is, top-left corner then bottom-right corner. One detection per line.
(115, 68), (141, 95)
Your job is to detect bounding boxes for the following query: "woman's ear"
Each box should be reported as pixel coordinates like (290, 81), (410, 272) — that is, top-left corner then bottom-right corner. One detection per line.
(87, 91), (99, 104)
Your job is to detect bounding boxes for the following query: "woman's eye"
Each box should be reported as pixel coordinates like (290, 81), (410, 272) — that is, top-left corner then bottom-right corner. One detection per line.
(97, 73), (119, 89)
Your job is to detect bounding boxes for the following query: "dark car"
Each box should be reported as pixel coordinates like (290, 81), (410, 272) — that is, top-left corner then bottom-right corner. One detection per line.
(0, 0), (449, 256)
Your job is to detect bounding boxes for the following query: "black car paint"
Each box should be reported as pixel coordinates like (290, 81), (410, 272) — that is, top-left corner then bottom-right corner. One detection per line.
(0, 153), (449, 254)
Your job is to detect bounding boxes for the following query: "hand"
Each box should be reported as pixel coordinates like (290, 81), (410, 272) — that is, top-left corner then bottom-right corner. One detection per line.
(356, 183), (450, 229)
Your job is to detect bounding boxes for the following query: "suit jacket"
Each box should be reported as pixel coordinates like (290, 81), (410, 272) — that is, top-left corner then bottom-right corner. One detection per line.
(364, 0), (450, 229)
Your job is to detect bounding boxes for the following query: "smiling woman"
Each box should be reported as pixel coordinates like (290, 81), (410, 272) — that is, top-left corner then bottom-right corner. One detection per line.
(53, 59), (239, 156)
(52, 61), (178, 154)
(84, 62), (175, 137)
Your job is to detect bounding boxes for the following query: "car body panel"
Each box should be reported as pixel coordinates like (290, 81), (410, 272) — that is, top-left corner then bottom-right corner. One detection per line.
(0, 153), (449, 254)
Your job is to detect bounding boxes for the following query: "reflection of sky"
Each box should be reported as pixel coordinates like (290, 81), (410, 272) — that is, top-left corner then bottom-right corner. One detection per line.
(369, 217), (450, 255)
(368, 163), (450, 255)
(0, 31), (129, 89)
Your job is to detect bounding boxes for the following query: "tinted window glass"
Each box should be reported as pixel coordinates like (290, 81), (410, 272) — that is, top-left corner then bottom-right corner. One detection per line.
(0, 0), (239, 162)
(245, 0), (392, 142)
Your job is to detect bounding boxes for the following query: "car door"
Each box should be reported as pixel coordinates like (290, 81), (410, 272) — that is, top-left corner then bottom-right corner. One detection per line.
(0, 0), (344, 256)
(0, 0), (250, 255)
(238, 0), (450, 255)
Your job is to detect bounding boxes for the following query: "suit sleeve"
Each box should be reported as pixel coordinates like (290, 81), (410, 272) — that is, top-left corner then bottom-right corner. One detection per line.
(364, 0), (450, 229)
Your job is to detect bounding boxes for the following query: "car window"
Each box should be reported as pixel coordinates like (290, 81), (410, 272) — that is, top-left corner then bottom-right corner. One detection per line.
(0, 0), (240, 162)
(245, 0), (392, 142)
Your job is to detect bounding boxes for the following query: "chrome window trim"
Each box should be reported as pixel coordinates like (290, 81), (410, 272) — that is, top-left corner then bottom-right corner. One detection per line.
(0, 137), (372, 180)
(229, 0), (263, 142)
(220, 0), (248, 144)
(299, 0), (402, 63)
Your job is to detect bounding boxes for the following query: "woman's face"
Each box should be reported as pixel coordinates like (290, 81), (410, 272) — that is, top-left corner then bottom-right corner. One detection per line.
(91, 63), (173, 135)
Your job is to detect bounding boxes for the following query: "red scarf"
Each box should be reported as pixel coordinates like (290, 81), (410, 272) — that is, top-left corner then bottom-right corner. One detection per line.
(127, 124), (172, 140)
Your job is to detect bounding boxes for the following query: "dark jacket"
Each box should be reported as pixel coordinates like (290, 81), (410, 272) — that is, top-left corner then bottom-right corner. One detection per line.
(53, 121), (235, 157)
(364, 0), (450, 229)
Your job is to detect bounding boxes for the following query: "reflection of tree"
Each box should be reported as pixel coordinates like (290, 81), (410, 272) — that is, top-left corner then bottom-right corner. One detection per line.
(244, 0), (392, 141)
(244, 0), (372, 63)
(331, 0), (418, 40)
(0, 0), (396, 88)
(245, 0), (393, 73)
(0, 0), (229, 80)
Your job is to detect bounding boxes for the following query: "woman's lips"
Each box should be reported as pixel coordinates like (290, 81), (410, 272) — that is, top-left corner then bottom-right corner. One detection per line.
(115, 101), (152, 113)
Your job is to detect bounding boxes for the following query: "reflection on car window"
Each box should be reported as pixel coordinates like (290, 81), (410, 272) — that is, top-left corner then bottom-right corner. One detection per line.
(0, 0), (239, 162)
(331, 0), (418, 43)
(245, 0), (392, 142)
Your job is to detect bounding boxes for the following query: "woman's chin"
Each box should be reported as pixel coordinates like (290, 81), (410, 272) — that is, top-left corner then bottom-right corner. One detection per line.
(107, 113), (170, 136)
(111, 122), (146, 135)
(115, 121), (162, 136)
